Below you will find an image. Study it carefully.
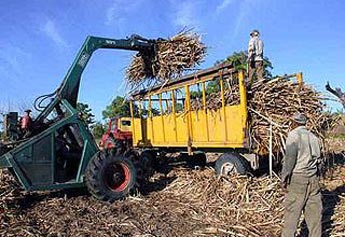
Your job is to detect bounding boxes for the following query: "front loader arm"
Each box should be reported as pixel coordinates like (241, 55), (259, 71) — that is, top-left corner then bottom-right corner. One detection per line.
(36, 35), (155, 122)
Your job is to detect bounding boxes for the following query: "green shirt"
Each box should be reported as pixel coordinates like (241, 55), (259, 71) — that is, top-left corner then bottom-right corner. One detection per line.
(281, 126), (321, 183)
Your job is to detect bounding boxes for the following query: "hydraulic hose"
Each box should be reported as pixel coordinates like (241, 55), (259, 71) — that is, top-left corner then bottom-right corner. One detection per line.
(33, 90), (57, 112)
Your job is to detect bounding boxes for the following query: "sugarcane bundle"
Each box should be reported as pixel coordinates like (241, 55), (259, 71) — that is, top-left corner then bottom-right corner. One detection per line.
(125, 55), (155, 86)
(191, 76), (337, 157)
(249, 78), (336, 156)
(126, 30), (206, 88)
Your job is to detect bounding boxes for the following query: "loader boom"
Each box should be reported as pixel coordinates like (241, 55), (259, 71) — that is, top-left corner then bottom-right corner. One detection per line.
(36, 35), (155, 122)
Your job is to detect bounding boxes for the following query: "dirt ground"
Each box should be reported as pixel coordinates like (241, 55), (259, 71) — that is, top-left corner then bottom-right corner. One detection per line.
(0, 149), (344, 237)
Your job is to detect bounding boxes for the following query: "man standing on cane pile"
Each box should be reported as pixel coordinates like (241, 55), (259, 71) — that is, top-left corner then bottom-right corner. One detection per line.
(281, 113), (322, 237)
(247, 29), (264, 86)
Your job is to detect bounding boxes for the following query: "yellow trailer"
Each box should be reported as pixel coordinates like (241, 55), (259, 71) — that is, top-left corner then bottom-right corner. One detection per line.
(128, 63), (302, 175)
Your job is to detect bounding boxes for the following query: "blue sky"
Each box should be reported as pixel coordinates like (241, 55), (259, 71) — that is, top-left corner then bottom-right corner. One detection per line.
(0, 0), (344, 121)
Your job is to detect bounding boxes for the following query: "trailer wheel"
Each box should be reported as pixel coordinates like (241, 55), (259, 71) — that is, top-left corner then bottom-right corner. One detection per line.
(85, 152), (137, 202)
(215, 153), (249, 176)
(186, 153), (207, 168)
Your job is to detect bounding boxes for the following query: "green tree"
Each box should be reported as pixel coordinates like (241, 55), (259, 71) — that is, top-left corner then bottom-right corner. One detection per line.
(102, 96), (161, 119)
(77, 102), (95, 126)
(205, 80), (221, 95)
(91, 122), (106, 139)
(215, 51), (273, 79)
(102, 96), (132, 119)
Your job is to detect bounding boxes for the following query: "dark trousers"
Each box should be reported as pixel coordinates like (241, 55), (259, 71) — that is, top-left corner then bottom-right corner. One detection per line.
(282, 175), (322, 237)
(248, 60), (264, 86)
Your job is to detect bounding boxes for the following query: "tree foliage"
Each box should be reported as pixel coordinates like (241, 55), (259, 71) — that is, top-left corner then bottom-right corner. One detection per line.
(102, 96), (162, 120)
(215, 51), (273, 79)
(102, 96), (132, 120)
(77, 102), (95, 126)
(91, 122), (106, 139)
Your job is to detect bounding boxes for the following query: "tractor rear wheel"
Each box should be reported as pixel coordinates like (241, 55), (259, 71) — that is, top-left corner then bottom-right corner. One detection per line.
(85, 152), (137, 201)
(215, 153), (249, 176)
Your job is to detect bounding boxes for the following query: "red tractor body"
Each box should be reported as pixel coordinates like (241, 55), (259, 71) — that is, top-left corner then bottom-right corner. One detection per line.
(100, 117), (132, 149)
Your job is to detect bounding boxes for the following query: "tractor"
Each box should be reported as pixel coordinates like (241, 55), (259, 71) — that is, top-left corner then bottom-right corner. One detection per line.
(0, 35), (161, 201)
(99, 117), (132, 150)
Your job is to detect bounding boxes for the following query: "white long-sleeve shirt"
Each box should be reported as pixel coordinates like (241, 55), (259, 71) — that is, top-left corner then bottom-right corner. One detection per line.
(248, 36), (264, 61)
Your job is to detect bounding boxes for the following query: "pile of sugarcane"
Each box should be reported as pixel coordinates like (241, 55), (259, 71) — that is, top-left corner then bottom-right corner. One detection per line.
(1, 156), (345, 237)
(0, 171), (20, 212)
(248, 77), (335, 156)
(190, 76), (336, 158)
(126, 30), (206, 88)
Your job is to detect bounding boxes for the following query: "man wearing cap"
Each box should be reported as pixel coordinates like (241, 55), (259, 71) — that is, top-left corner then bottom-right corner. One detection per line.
(281, 113), (322, 237)
(248, 29), (264, 85)
(20, 109), (33, 137)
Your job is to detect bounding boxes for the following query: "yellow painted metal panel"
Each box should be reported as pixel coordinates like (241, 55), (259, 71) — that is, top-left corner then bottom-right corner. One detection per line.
(171, 91), (178, 142)
(145, 141), (244, 148)
(131, 69), (249, 150)
(201, 82), (210, 142)
(146, 117), (153, 145)
(118, 117), (131, 132)
(133, 106), (246, 148)
(225, 105), (245, 144)
(206, 110), (225, 142)
(238, 71), (248, 134)
(219, 77), (228, 142)
(133, 118), (142, 146)
(190, 109), (207, 142)
(175, 113), (188, 143)
(163, 114), (176, 143)
(130, 102), (136, 144)
(152, 116), (164, 143)
(188, 105), (244, 145)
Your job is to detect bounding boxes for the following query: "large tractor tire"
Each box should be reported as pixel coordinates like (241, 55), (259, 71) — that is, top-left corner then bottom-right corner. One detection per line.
(124, 150), (145, 186)
(215, 153), (250, 177)
(85, 151), (137, 201)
